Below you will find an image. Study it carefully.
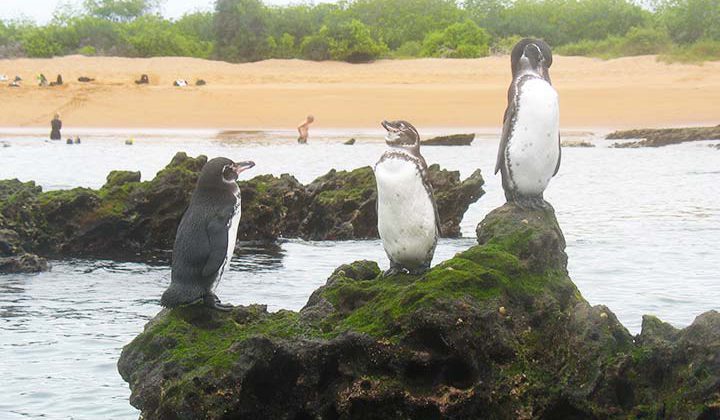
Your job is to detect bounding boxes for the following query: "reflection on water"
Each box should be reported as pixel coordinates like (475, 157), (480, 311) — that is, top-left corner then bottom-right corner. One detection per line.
(1, 130), (719, 418)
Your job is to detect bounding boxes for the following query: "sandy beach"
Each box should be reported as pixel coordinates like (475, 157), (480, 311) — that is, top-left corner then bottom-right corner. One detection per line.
(0, 55), (718, 130)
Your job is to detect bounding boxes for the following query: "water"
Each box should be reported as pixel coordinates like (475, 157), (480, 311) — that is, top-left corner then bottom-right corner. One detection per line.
(1, 129), (719, 419)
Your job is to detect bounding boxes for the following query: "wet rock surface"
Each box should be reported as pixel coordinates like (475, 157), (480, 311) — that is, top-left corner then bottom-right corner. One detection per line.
(118, 203), (720, 419)
(561, 140), (595, 148)
(607, 125), (720, 148)
(0, 153), (484, 261)
(0, 212), (48, 274)
(421, 133), (475, 146)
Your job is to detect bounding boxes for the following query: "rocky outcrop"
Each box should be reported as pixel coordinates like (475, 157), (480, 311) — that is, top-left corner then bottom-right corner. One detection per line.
(117, 203), (720, 419)
(0, 188), (48, 273)
(607, 125), (720, 148)
(421, 133), (475, 146)
(239, 164), (484, 241)
(0, 153), (484, 261)
(561, 140), (595, 148)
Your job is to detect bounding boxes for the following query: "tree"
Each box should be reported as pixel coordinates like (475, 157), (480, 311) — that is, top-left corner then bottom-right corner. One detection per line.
(214, 0), (270, 62)
(328, 19), (387, 62)
(655, 0), (720, 43)
(83, 0), (161, 23)
(345, 0), (464, 50)
(421, 20), (490, 58)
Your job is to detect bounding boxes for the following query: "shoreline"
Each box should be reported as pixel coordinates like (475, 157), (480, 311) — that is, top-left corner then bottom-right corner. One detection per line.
(1, 55), (719, 130)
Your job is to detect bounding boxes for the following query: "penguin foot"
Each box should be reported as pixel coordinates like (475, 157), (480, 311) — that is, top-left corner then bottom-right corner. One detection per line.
(383, 266), (402, 277)
(203, 294), (233, 312)
(510, 196), (548, 210)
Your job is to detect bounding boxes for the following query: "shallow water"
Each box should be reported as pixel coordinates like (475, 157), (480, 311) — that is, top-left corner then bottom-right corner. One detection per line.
(1, 129), (719, 418)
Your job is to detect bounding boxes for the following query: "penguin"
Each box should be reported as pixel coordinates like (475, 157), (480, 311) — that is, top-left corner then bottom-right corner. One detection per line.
(495, 38), (561, 209)
(374, 120), (440, 276)
(160, 157), (255, 311)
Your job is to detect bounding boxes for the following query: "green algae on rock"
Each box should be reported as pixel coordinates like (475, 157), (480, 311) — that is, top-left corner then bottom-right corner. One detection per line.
(117, 203), (720, 418)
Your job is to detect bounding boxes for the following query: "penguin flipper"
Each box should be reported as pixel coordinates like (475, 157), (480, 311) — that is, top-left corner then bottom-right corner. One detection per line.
(553, 134), (561, 176)
(201, 216), (230, 278)
(495, 96), (516, 175)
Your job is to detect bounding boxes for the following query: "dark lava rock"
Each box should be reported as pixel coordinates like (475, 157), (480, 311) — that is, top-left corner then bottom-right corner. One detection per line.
(607, 125), (720, 148)
(118, 203), (720, 419)
(0, 252), (48, 273)
(344, 138), (356, 145)
(0, 153), (484, 261)
(421, 133), (475, 146)
(561, 140), (595, 148)
(0, 228), (48, 273)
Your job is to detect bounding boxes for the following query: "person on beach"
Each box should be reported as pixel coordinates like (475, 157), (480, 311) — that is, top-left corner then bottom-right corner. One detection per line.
(297, 115), (314, 144)
(50, 113), (62, 140)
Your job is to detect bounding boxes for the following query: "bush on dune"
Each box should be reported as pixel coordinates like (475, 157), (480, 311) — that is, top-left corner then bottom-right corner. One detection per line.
(421, 20), (490, 58)
(659, 38), (720, 63)
(556, 27), (673, 59)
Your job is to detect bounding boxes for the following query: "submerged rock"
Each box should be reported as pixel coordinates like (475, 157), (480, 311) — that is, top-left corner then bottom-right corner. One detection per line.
(0, 153), (484, 260)
(117, 203), (720, 418)
(607, 125), (720, 148)
(421, 133), (475, 146)
(561, 140), (595, 148)
(0, 252), (48, 273)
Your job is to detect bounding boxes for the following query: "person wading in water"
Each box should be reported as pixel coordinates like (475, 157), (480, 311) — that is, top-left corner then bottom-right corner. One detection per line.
(297, 115), (314, 144)
(50, 113), (62, 140)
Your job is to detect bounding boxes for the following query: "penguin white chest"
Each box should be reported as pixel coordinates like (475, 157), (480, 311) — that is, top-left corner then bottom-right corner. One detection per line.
(506, 77), (560, 196)
(375, 156), (437, 268)
(222, 195), (242, 275)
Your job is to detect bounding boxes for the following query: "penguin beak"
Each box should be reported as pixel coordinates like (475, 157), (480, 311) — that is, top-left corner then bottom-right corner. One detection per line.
(382, 120), (401, 143)
(233, 161), (255, 174)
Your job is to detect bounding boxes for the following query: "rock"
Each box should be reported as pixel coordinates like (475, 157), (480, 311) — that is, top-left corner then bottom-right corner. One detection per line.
(0, 228), (48, 274)
(0, 228), (21, 256)
(429, 165), (484, 238)
(104, 170), (141, 188)
(0, 253), (48, 273)
(0, 153), (484, 260)
(118, 202), (720, 418)
(561, 140), (595, 148)
(476, 203), (566, 272)
(421, 133), (475, 146)
(709, 144), (720, 150)
(344, 138), (356, 145)
(607, 125), (720, 148)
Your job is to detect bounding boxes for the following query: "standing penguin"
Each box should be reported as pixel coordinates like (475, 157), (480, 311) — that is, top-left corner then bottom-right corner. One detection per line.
(160, 157), (255, 311)
(375, 120), (440, 276)
(495, 38), (560, 208)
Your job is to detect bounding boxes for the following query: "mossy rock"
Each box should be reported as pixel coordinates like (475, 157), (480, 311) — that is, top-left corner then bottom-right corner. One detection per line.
(104, 170), (141, 189)
(120, 203), (720, 418)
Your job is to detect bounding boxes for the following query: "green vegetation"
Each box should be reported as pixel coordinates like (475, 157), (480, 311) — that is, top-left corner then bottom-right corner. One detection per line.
(1, 0), (719, 62)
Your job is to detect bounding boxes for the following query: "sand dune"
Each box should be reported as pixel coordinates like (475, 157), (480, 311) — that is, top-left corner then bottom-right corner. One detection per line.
(0, 55), (718, 130)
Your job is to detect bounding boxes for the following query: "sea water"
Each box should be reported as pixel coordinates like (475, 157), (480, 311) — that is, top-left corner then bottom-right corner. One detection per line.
(0, 129), (718, 418)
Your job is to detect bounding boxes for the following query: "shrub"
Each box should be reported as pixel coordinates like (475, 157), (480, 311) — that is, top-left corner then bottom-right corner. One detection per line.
(659, 38), (720, 63)
(421, 20), (490, 58)
(392, 40), (422, 58)
(327, 19), (387, 62)
(300, 31), (331, 60)
(78, 45), (97, 55)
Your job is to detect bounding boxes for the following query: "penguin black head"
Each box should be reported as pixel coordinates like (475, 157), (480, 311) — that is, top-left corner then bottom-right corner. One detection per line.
(381, 120), (420, 151)
(511, 38), (553, 83)
(198, 157), (255, 191)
